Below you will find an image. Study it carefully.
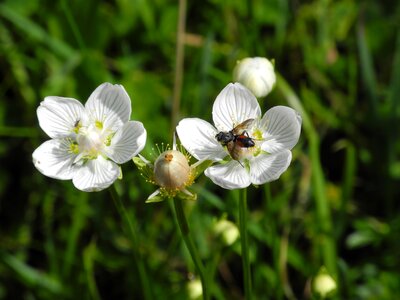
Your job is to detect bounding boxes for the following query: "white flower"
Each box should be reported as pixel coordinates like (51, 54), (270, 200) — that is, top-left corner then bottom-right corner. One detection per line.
(176, 82), (301, 190)
(32, 83), (147, 192)
(233, 57), (276, 98)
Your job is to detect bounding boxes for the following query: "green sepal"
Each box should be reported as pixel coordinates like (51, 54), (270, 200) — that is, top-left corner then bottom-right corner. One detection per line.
(177, 190), (197, 201)
(118, 166), (123, 180)
(145, 195), (166, 203)
(192, 159), (213, 179)
(132, 156), (149, 169)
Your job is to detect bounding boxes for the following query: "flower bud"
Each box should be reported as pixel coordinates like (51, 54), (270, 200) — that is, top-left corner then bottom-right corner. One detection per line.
(154, 150), (191, 190)
(312, 267), (337, 298)
(233, 57), (276, 98)
(213, 219), (239, 246)
(187, 279), (202, 299)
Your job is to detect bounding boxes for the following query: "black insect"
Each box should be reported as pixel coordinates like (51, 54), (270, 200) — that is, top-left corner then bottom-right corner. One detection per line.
(215, 119), (256, 160)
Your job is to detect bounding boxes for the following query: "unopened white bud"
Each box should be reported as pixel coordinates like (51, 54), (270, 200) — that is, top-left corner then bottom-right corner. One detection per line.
(187, 279), (202, 299)
(312, 268), (337, 298)
(213, 219), (239, 246)
(233, 57), (276, 98)
(154, 150), (191, 190)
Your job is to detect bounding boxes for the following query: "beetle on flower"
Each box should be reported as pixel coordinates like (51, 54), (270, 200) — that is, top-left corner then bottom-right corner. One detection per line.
(176, 82), (302, 190)
(32, 83), (146, 192)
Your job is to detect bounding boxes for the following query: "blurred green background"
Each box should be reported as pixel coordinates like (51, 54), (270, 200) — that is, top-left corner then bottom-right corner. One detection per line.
(1, 0), (399, 299)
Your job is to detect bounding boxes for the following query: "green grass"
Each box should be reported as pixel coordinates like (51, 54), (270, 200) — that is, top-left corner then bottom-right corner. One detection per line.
(1, 0), (400, 299)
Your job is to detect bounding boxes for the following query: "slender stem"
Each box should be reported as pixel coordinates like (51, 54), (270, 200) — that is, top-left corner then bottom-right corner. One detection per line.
(264, 184), (283, 300)
(61, 0), (86, 51)
(277, 74), (338, 280)
(110, 187), (153, 300)
(171, 0), (187, 133)
(239, 188), (252, 299)
(337, 143), (356, 236)
(172, 198), (209, 300)
(63, 192), (87, 279)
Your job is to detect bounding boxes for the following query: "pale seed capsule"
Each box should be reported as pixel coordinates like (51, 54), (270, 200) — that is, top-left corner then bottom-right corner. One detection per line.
(154, 150), (191, 190)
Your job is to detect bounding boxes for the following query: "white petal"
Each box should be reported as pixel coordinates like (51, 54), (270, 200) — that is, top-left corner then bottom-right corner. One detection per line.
(37, 97), (85, 138)
(85, 83), (132, 132)
(32, 139), (78, 180)
(72, 156), (119, 192)
(249, 150), (292, 185)
(212, 83), (261, 132)
(176, 118), (226, 161)
(259, 106), (302, 153)
(205, 161), (251, 189)
(103, 121), (147, 164)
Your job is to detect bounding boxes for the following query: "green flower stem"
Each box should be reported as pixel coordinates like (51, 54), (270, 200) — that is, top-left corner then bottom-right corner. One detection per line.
(172, 198), (209, 300)
(61, 0), (86, 51)
(110, 187), (153, 300)
(63, 192), (88, 279)
(277, 73), (338, 279)
(171, 0), (186, 132)
(239, 188), (252, 300)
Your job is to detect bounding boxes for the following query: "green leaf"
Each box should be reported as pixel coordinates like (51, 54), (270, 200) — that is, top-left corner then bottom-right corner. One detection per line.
(0, 251), (63, 294)
(0, 3), (77, 59)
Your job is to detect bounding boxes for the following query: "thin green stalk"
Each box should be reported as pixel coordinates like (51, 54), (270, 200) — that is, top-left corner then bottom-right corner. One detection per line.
(110, 187), (153, 300)
(171, 0), (187, 132)
(356, 11), (378, 115)
(172, 198), (209, 300)
(63, 192), (88, 279)
(337, 143), (356, 237)
(61, 0), (86, 51)
(279, 226), (296, 300)
(83, 239), (101, 300)
(277, 74), (338, 280)
(263, 184), (284, 300)
(43, 194), (59, 276)
(239, 188), (252, 300)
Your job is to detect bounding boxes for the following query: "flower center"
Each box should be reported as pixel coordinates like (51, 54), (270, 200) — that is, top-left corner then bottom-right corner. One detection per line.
(76, 123), (108, 158)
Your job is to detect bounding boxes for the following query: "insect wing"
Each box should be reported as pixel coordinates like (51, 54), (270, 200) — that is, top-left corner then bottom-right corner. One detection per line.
(231, 118), (255, 135)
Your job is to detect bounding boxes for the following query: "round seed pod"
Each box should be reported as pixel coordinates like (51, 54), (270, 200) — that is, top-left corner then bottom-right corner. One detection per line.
(154, 150), (190, 189)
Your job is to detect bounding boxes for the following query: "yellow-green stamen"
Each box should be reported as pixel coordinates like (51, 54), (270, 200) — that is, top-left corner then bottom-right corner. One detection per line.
(69, 142), (79, 154)
(95, 120), (103, 130)
(104, 133), (113, 146)
(253, 128), (263, 140)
